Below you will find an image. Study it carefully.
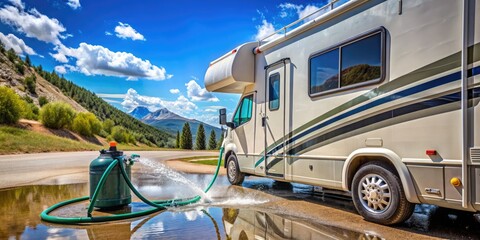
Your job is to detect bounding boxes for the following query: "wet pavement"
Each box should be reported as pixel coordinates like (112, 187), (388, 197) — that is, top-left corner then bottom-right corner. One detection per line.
(1, 165), (480, 239)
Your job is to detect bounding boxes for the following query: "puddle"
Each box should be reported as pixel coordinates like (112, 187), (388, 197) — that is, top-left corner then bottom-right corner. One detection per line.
(0, 183), (374, 240)
(1, 162), (479, 239)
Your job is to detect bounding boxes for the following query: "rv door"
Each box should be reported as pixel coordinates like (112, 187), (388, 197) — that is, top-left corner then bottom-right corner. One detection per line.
(264, 60), (290, 179)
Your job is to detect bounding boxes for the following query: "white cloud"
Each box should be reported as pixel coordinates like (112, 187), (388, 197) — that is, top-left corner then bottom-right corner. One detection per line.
(169, 89), (180, 94)
(298, 5), (323, 22)
(185, 80), (219, 102)
(0, 32), (36, 55)
(96, 93), (126, 99)
(279, 3), (325, 22)
(103, 99), (122, 104)
(67, 0), (81, 10)
(51, 43), (172, 80)
(105, 31), (112, 36)
(54, 64), (76, 74)
(279, 3), (302, 18)
(114, 22), (145, 41)
(0, 3), (68, 45)
(205, 106), (225, 113)
(8, 0), (24, 10)
(121, 88), (197, 113)
(254, 3), (326, 41)
(254, 19), (280, 41)
(54, 65), (66, 74)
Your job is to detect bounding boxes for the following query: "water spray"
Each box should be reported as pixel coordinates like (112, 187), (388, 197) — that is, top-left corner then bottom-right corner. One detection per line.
(40, 142), (224, 224)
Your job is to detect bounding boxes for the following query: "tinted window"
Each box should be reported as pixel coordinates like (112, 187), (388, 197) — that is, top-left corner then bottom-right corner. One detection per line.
(233, 95), (253, 126)
(269, 73), (280, 110)
(309, 31), (383, 95)
(310, 49), (339, 94)
(341, 33), (381, 87)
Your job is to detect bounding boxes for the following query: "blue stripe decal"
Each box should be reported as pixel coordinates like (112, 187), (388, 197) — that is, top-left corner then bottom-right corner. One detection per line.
(255, 66), (480, 168)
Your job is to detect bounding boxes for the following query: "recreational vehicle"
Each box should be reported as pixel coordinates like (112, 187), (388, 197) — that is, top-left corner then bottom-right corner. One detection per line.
(204, 0), (480, 225)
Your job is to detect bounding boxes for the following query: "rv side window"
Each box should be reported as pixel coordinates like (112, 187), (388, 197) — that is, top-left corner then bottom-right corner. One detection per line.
(269, 73), (280, 110)
(310, 49), (339, 94)
(309, 31), (383, 96)
(233, 95), (253, 127)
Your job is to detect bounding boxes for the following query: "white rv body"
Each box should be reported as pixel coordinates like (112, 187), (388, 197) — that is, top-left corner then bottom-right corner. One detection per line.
(205, 0), (480, 222)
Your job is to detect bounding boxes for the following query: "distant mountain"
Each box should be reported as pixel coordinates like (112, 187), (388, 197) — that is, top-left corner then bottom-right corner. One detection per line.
(142, 108), (187, 121)
(134, 107), (222, 140)
(129, 106), (151, 119)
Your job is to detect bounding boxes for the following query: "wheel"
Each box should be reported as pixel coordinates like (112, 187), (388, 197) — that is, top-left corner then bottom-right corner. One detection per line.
(226, 154), (245, 185)
(352, 161), (414, 225)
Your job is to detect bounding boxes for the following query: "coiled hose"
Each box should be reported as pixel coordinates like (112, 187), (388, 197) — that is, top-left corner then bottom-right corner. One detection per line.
(40, 147), (224, 224)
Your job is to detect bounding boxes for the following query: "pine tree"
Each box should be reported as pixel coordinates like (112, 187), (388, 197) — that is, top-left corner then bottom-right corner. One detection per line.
(180, 122), (193, 149)
(195, 124), (206, 150)
(208, 129), (217, 150)
(217, 127), (225, 149)
(175, 130), (180, 148)
(25, 55), (31, 66)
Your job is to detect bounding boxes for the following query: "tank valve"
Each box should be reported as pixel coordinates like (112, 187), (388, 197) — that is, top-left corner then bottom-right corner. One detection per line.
(125, 154), (140, 166)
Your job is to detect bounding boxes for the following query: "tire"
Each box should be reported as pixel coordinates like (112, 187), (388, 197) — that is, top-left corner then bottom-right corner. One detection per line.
(351, 161), (415, 225)
(226, 154), (245, 185)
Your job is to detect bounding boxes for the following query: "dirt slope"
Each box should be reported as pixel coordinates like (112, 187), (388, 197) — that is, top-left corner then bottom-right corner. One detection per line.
(0, 52), (86, 112)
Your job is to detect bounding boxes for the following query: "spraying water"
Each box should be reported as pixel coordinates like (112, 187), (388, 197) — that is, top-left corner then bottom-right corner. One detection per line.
(138, 158), (211, 201)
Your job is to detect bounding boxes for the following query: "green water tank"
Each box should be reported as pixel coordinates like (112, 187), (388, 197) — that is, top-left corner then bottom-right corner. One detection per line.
(89, 145), (131, 209)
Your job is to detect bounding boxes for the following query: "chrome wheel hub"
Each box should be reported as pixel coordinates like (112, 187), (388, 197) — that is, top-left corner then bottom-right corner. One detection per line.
(228, 160), (236, 181)
(358, 174), (391, 213)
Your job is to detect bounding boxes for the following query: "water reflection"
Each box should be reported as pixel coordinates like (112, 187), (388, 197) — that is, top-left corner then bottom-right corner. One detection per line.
(2, 173), (480, 239)
(0, 184), (88, 239)
(221, 207), (377, 240)
(0, 183), (373, 240)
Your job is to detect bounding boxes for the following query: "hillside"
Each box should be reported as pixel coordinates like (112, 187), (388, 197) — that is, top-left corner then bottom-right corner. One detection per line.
(130, 107), (222, 140)
(0, 48), (173, 147)
(0, 51), (85, 112)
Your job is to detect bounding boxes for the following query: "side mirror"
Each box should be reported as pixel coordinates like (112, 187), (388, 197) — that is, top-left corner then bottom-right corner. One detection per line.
(226, 122), (235, 129)
(219, 108), (227, 125)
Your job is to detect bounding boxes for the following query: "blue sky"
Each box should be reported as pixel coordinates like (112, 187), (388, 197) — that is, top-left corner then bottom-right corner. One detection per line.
(0, 0), (328, 126)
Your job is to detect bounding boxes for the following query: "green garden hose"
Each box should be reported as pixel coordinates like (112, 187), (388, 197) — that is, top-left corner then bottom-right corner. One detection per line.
(40, 147), (224, 224)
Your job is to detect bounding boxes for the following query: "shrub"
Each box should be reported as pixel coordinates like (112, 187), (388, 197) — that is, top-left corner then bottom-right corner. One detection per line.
(110, 126), (136, 144)
(0, 86), (22, 124)
(110, 126), (127, 143)
(25, 75), (36, 94)
(72, 112), (102, 137)
(98, 129), (109, 138)
(6, 48), (16, 62)
(38, 96), (49, 107)
(103, 119), (115, 134)
(20, 101), (39, 120)
(15, 63), (25, 75)
(40, 102), (75, 129)
(22, 95), (33, 103)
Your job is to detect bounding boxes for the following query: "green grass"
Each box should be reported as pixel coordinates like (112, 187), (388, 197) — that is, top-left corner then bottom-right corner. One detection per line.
(0, 125), (221, 154)
(171, 155), (223, 166)
(0, 126), (99, 154)
(192, 159), (224, 166)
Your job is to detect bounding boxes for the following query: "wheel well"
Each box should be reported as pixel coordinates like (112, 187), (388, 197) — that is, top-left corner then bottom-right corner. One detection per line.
(346, 156), (399, 190)
(224, 150), (235, 168)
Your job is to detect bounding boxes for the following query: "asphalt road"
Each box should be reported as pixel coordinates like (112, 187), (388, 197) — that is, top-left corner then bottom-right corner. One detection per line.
(0, 150), (217, 189)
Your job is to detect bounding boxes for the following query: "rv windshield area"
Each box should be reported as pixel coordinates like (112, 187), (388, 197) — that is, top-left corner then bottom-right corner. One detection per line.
(233, 95), (253, 127)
